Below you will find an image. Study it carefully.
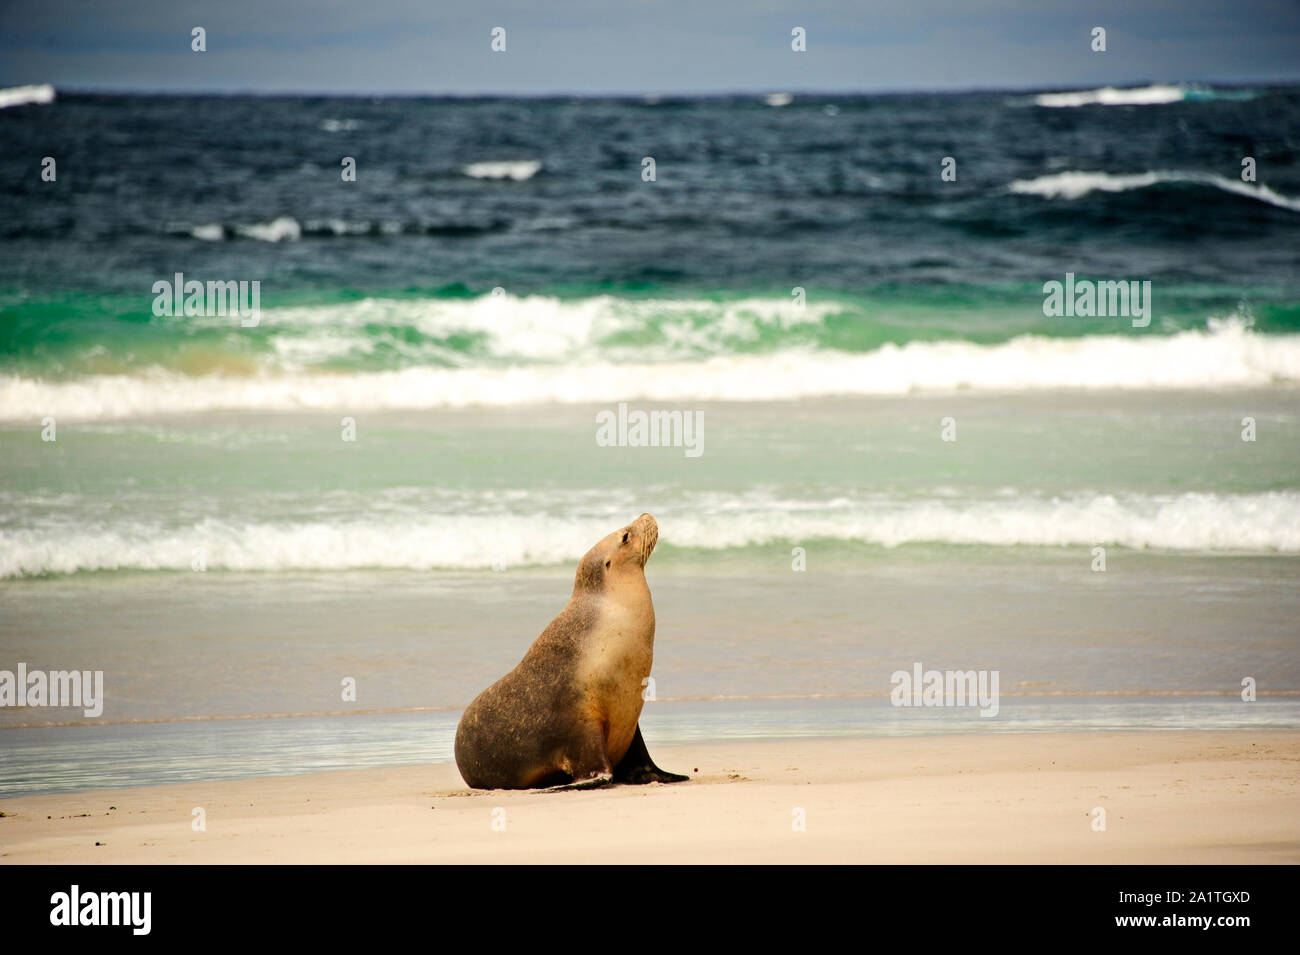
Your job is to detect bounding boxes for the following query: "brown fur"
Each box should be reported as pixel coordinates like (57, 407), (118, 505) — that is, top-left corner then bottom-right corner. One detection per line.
(455, 514), (660, 789)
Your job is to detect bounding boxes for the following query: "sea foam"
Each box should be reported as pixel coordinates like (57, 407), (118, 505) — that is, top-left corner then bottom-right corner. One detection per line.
(463, 160), (542, 181)
(1009, 170), (1300, 212)
(0, 84), (55, 109)
(1, 316), (1295, 421)
(1033, 84), (1190, 108)
(2, 490), (1297, 578)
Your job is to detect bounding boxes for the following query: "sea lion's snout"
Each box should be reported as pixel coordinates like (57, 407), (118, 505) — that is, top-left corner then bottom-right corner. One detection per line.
(634, 513), (658, 563)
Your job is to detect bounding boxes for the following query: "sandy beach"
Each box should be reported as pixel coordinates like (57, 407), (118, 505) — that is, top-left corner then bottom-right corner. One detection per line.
(2, 731), (1296, 864)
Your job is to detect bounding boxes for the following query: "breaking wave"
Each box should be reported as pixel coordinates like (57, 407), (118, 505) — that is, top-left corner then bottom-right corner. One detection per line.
(3, 489), (1297, 578)
(1008, 170), (1300, 213)
(1, 313), (1294, 421)
(0, 84), (55, 109)
(1031, 84), (1255, 108)
(462, 160), (542, 181)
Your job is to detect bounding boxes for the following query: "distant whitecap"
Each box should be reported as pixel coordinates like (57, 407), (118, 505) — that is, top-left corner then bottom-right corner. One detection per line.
(463, 160), (542, 181)
(0, 84), (55, 109)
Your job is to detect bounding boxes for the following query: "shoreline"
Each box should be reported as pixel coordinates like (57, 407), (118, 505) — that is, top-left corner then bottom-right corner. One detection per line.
(5, 687), (1300, 730)
(2, 731), (1296, 864)
(4, 700), (1300, 799)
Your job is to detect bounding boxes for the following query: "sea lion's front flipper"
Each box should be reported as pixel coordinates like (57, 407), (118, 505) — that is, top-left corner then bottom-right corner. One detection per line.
(614, 724), (689, 784)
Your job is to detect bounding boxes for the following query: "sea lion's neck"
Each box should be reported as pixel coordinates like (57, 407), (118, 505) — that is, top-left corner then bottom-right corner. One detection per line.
(573, 568), (651, 605)
(572, 572), (654, 642)
(586, 586), (655, 681)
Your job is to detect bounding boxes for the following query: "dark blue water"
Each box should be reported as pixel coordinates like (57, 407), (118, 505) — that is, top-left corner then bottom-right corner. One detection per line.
(2, 87), (1298, 300)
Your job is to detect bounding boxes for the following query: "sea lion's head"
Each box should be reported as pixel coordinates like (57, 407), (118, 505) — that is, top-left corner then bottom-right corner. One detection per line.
(574, 513), (658, 593)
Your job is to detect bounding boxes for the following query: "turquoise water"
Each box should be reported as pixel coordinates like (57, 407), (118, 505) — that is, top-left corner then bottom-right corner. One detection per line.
(4, 284), (1300, 380)
(3, 393), (1298, 580)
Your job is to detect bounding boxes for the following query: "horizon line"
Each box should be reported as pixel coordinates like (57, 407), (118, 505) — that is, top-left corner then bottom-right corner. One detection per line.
(9, 76), (1300, 100)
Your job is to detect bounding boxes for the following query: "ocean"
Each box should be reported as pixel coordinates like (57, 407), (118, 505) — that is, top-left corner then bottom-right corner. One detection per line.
(1, 84), (1298, 796)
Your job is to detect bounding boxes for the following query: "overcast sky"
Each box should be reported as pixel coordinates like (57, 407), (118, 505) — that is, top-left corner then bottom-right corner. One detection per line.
(2, 0), (1298, 96)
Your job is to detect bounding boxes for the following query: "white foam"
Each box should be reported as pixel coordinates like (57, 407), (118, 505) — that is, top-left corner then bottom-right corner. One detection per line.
(463, 160), (542, 181)
(662, 491), (1300, 553)
(764, 93), (793, 107)
(0, 84), (55, 109)
(2, 490), (1296, 578)
(190, 218), (405, 241)
(190, 223), (225, 241)
(2, 317), (1296, 421)
(234, 217), (302, 242)
(306, 218), (375, 236)
(250, 292), (836, 366)
(1009, 170), (1300, 213)
(1034, 84), (1188, 107)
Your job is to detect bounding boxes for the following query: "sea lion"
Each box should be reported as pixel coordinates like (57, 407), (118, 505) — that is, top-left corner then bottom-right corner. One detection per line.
(454, 513), (688, 789)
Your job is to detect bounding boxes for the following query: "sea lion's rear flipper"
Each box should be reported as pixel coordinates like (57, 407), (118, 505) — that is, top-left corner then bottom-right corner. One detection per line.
(614, 724), (689, 784)
(542, 723), (616, 791)
(539, 772), (614, 793)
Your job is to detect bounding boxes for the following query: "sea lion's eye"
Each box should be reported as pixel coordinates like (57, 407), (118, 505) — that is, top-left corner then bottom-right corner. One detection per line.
(604, 559), (611, 569)
(621, 532), (629, 544)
